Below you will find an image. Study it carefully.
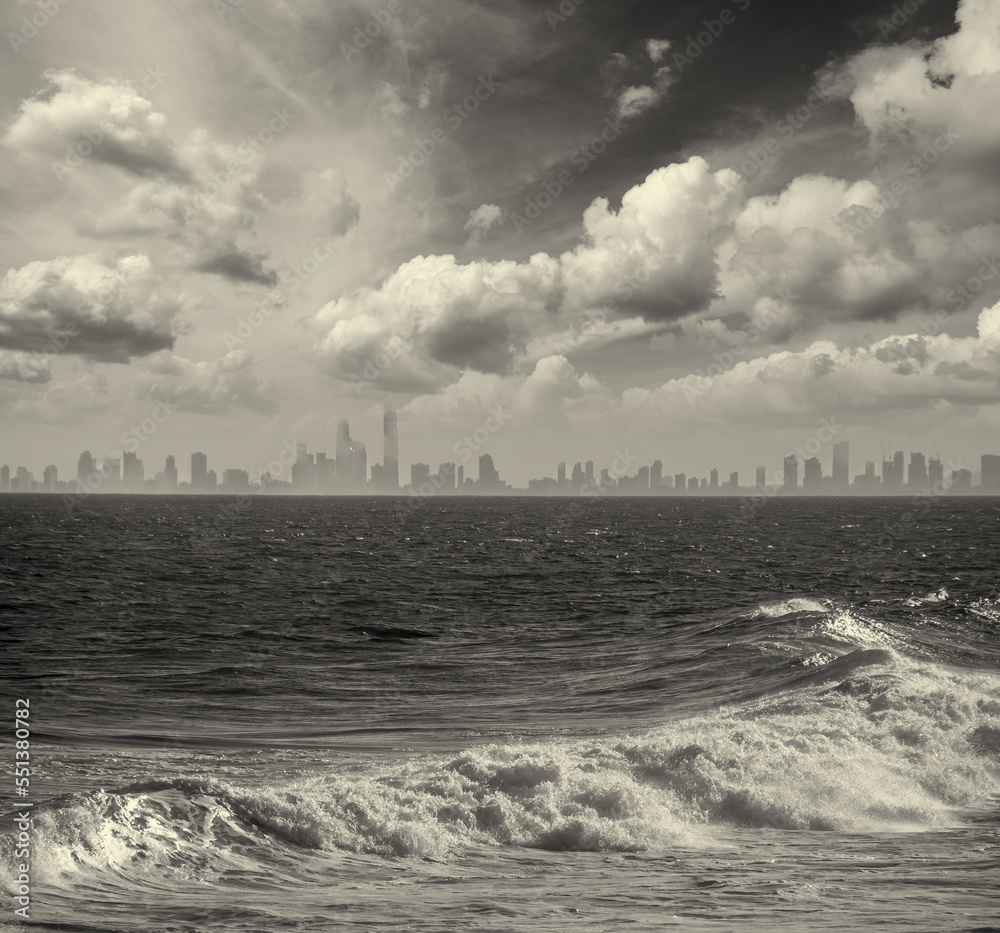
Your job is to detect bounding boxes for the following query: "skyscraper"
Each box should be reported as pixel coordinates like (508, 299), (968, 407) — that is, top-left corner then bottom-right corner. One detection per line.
(479, 454), (501, 492)
(383, 409), (399, 493)
(832, 441), (849, 490)
(557, 461), (566, 491)
(637, 465), (650, 491)
(0, 465), (8, 492)
(928, 457), (944, 490)
(191, 452), (207, 492)
(908, 452), (927, 491)
(350, 441), (367, 491)
(122, 452), (144, 493)
(709, 468), (718, 489)
(43, 465), (57, 492)
(783, 455), (798, 490)
(650, 460), (662, 489)
(803, 457), (822, 492)
(982, 454), (1000, 492)
(756, 465), (766, 491)
(77, 450), (96, 485)
(674, 473), (686, 492)
(411, 463), (430, 490)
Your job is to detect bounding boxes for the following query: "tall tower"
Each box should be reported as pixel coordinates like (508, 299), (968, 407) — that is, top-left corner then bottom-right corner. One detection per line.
(336, 420), (353, 491)
(832, 441), (849, 490)
(191, 452), (207, 492)
(783, 455), (798, 490)
(383, 409), (399, 493)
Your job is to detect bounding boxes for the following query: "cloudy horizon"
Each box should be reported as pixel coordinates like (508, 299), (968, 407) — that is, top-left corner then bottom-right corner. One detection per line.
(2, 0), (1000, 487)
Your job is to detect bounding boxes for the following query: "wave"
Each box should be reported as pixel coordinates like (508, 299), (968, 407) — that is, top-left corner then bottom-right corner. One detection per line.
(4, 651), (998, 890)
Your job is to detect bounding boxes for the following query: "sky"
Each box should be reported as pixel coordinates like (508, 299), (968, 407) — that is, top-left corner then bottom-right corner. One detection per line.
(2, 0), (1000, 487)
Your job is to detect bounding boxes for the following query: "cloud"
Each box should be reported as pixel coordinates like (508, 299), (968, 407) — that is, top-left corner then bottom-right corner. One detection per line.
(0, 253), (186, 362)
(313, 251), (564, 389)
(638, 301), (1000, 428)
(615, 85), (662, 121)
(2, 70), (181, 180)
(136, 350), (278, 415)
(463, 203), (504, 248)
(0, 350), (50, 384)
(193, 247), (278, 286)
(645, 39), (671, 63)
(3, 372), (110, 424)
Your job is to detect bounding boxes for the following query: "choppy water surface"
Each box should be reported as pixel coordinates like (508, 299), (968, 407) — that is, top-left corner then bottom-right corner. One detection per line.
(2, 495), (999, 932)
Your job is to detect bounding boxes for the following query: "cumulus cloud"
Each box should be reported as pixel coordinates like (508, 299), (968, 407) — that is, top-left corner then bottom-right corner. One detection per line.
(2, 69), (181, 179)
(313, 252), (564, 389)
(0, 253), (186, 362)
(0, 350), (50, 383)
(615, 85), (662, 121)
(637, 301), (1000, 428)
(136, 350), (278, 415)
(463, 203), (504, 248)
(645, 39), (671, 63)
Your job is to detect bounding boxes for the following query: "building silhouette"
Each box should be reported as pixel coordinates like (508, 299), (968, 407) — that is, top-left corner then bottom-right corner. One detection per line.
(479, 454), (502, 492)
(383, 409), (399, 493)
(832, 441), (849, 490)
(191, 452), (208, 492)
(982, 454), (1000, 492)
(783, 455), (798, 490)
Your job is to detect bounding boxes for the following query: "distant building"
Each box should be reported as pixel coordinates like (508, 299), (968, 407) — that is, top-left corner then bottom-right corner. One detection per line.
(982, 454), (1000, 492)
(221, 469), (250, 493)
(908, 452), (927, 491)
(650, 460), (662, 489)
(674, 473), (686, 493)
(0, 465), (8, 492)
(783, 455), (798, 490)
(479, 454), (502, 493)
(122, 452), (144, 493)
(832, 441), (849, 490)
(951, 468), (972, 492)
(729, 471), (738, 490)
(709, 468), (718, 489)
(803, 457), (822, 492)
(411, 463), (430, 490)
(756, 465), (766, 492)
(383, 409), (399, 493)
(637, 465), (649, 492)
(77, 450), (96, 485)
(191, 452), (208, 492)
(557, 461), (566, 491)
(585, 461), (595, 484)
(929, 457), (944, 490)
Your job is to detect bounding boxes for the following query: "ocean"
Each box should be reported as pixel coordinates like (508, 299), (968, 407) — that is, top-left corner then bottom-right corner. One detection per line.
(1, 494), (999, 932)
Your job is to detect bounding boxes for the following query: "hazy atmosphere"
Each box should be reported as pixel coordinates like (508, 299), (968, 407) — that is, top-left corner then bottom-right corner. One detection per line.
(3, 0), (1000, 485)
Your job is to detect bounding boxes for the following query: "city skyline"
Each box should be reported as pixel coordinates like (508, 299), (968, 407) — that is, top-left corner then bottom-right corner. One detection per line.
(3, 2), (1000, 483)
(3, 417), (999, 496)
